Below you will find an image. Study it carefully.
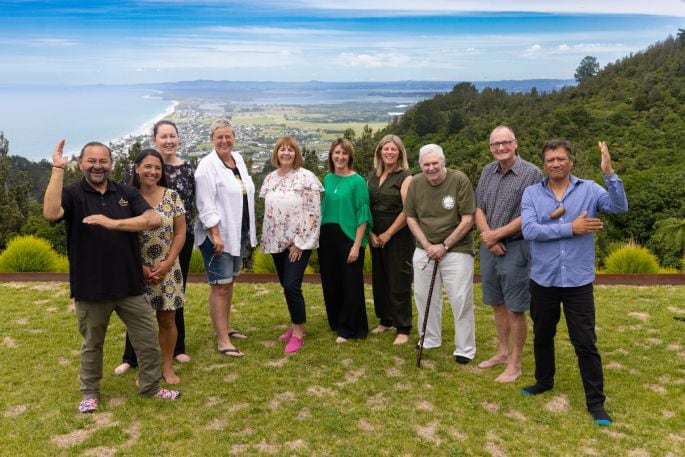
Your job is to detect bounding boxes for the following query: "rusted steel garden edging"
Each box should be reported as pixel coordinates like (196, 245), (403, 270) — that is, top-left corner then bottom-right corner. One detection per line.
(1, 272), (684, 285)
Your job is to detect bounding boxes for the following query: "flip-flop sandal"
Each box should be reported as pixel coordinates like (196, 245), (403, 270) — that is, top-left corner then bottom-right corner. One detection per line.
(218, 347), (244, 357)
(228, 330), (248, 340)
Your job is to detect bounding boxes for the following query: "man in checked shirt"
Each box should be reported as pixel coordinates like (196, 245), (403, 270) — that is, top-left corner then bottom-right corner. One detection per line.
(475, 125), (542, 383)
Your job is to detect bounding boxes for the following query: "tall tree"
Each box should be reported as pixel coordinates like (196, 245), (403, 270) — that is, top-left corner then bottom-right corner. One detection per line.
(302, 145), (321, 176)
(574, 56), (600, 82)
(0, 132), (31, 249)
(112, 141), (141, 183)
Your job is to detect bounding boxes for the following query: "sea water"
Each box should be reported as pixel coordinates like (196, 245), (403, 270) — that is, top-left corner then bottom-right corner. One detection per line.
(0, 86), (173, 161)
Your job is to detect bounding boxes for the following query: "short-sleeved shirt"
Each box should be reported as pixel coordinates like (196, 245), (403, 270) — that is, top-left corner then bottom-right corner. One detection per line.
(61, 179), (151, 301)
(404, 169), (476, 255)
(320, 172), (373, 246)
(476, 157), (543, 231)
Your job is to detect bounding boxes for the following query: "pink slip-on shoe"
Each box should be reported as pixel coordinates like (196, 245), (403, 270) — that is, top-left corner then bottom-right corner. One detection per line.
(285, 336), (304, 353)
(154, 388), (181, 400)
(278, 327), (293, 341)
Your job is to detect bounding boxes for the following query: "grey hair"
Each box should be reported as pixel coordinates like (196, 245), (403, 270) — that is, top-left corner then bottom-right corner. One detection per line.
(210, 119), (233, 139)
(418, 144), (445, 163)
(489, 125), (516, 142)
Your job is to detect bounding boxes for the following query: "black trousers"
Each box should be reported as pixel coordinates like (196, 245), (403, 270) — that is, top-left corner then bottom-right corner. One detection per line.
(530, 280), (606, 409)
(122, 233), (193, 365)
(272, 249), (311, 325)
(318, 223), (368, 339)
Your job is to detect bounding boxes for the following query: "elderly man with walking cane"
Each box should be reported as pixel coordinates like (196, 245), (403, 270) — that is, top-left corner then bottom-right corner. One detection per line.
(404, 144), (477, 365)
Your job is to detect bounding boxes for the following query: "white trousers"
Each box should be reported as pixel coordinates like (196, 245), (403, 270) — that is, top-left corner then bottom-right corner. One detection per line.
(413, 249), (476, 359)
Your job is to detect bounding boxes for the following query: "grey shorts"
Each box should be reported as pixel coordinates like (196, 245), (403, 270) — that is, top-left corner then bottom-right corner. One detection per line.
(480, 239), (531, 312)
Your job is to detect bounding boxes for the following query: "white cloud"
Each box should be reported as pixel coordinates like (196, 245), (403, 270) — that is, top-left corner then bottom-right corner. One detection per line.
(524, 44), (542, 55)
(287, 0), (685, 16)
(336, 52), (411, 67)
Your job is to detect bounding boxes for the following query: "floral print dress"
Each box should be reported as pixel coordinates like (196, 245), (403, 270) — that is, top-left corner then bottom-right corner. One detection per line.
(139, 188), (186, 310)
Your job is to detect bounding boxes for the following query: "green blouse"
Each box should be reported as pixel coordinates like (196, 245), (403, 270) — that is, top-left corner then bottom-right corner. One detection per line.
(321, 172), (373, 246)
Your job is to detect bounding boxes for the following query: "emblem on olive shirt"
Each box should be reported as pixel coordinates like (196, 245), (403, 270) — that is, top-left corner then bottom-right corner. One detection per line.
(118, 198), (129, 207)
(442, 195), (455, 210)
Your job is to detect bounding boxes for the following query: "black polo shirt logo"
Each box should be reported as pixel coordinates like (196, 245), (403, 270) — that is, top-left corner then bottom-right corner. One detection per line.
(119, 198), (129, 207)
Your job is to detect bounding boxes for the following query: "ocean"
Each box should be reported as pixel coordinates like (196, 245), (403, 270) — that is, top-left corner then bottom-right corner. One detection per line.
(0, 86), (173, 162)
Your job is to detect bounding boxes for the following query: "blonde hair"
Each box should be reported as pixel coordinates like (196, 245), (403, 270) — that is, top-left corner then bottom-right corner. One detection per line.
(210, 119), (233, 139)
(373, 135), (409, 177)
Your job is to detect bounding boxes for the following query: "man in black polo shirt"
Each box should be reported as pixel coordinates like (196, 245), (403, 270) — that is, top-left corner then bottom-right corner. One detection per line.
(44, 139), (180, 413)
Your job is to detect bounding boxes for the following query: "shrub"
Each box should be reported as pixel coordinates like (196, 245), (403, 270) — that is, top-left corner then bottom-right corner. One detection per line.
(363, 245), (372, 274)
(189, 249), (205, 273)
(253, 248), (276, 273)
(0, 235), (60, 272)
(603, 244), (660, 274)
(54, 254), (70, 273)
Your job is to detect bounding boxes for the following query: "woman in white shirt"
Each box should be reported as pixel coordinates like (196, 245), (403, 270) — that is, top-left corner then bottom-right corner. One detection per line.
(260, 136), (322, 353)
(195, 119), (257, 357)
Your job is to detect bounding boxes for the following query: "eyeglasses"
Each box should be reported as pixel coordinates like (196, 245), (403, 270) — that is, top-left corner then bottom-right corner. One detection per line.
(489, 140), (516, 149)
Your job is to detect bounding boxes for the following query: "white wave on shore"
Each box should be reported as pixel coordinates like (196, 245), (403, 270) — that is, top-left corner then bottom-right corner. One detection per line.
(111, 98), (178, 144)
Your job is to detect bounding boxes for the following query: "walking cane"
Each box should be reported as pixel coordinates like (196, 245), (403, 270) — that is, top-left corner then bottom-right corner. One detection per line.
(417, 259), (439, 368)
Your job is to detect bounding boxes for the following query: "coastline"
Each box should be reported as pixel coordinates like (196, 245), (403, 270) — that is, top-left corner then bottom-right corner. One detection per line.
(114, 98), (179, 143)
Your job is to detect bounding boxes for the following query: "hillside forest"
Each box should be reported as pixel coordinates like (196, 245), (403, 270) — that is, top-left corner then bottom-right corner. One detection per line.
(1, 33), (684, 270)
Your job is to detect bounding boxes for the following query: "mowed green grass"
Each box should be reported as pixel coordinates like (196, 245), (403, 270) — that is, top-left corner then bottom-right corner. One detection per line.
(0, 281), (683, 456)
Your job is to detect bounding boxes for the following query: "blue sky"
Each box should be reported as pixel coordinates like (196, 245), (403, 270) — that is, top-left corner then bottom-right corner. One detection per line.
(1, 0), (683, 85)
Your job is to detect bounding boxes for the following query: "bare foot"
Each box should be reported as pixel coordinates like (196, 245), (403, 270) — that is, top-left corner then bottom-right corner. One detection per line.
(494, 368), (521, 383)
(478, 354), (508, 369)
(174, 354), (190, 363)
(114, 362), (132, 375)
(371, 325), (392, 334)
(164, 371), (181, 385)
(335, 336), (349, 344)
(393, 334), (409, 345)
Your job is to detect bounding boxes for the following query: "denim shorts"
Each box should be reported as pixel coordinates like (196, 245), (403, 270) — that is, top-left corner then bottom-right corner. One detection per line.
(199, 236), (242, 285)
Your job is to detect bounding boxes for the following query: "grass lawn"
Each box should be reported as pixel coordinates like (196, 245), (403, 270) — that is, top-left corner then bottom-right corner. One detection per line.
(1, 282), (683, 456)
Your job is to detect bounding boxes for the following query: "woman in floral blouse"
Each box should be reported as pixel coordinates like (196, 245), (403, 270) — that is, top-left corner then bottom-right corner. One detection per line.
(260, 136), (322, 353)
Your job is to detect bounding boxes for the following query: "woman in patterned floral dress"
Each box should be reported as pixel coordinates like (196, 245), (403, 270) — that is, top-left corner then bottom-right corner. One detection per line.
(115, 149), (186, 384)
(259, 136), (322, 353)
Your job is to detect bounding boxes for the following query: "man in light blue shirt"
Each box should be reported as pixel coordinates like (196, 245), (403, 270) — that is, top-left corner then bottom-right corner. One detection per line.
(521, 139), (628, 426)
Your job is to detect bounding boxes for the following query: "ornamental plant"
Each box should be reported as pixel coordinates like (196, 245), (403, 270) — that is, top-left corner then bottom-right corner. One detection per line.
(0, 235), (60, 272)
(603, 243), (660, 274)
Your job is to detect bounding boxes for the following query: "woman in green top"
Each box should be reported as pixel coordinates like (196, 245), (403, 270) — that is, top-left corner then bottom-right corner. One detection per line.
(367, 135), (414, 345)
(319, 138), (373, 343)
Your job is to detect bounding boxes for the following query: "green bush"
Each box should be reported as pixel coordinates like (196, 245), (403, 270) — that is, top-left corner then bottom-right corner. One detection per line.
(603, 244), (660, 274)
(189, 249), (205, 273)
(363, 245), (372, 274)
(0, 235), (60, 272)
(54, 254), (70, 272)
(253, 248), (276, 273)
